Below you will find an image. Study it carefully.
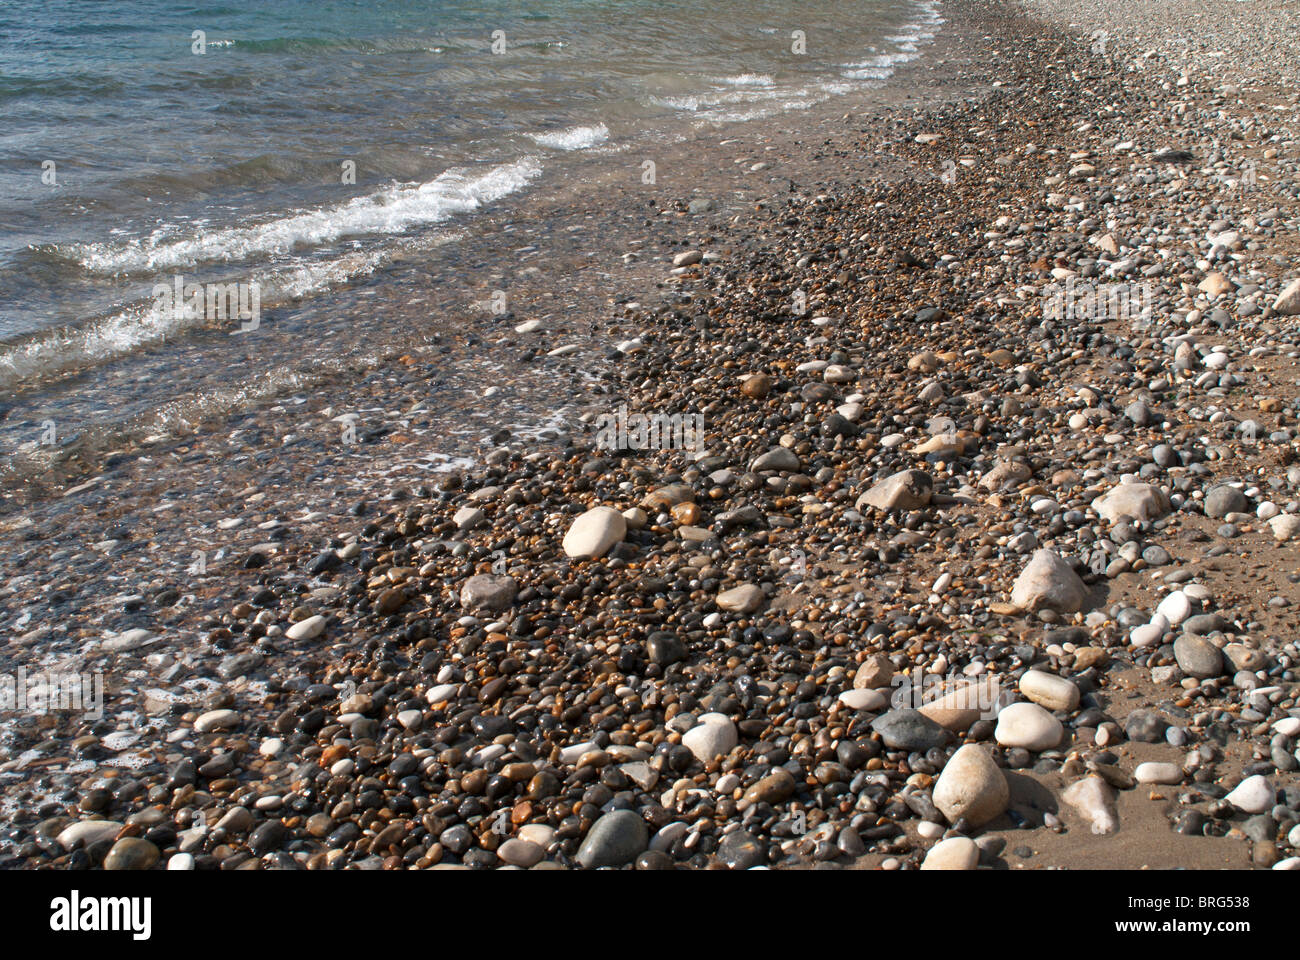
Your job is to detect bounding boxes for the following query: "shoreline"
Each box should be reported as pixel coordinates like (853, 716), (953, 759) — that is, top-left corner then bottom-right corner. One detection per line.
(3, 0), (1300, 871)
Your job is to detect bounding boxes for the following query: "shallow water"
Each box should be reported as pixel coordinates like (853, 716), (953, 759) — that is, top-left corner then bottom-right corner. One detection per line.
(0, 0), (943, 488)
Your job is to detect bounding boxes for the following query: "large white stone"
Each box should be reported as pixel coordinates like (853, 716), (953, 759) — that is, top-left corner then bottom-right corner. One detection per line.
(562, 506), (627, 559)
(1225, 775), (1274, 814)
(1130, 621), (1166, 649)
(285, 615), (326, 640)
(682, 713), (738, 763)
(933, 744), (1009, 827)
(994, 701), (1063, 751)
(855, 470), (933, 512)
(1273, 278), (1300, 315)
(838, 688), (888, 711)
(57, 820), (125, 850)
(918, 677), (1001, 731)
(1273, 718), (1300, 737)
(1156, 591), (1193, 625)
(1269, 514), (1300, 542)
(1134, 762), (1183, 785)
(194, 709), (238, 733)
(1018, 670), (1079, 712)
(920, 836), (979, 870)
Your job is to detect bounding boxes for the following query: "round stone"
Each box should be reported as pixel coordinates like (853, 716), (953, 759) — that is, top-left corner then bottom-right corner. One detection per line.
(1134, 762), (1183, 785)
(933, 744), (1009, 827)
(103, 837), (160, 871)
(1173, 634), (1224, 679)
(1018, 670), (1079, 712)
(562, 506), (627, 559)
(920, 836), (979, 870)
(994, 702), (1063, 751)
(576, 810), (649, 868)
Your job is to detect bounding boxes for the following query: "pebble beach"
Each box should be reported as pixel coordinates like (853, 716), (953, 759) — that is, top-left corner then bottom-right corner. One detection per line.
(5, 0), (1300, 874)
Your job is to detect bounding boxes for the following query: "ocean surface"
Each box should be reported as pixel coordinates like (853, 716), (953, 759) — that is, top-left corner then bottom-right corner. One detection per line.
(0, 0), (942, 484)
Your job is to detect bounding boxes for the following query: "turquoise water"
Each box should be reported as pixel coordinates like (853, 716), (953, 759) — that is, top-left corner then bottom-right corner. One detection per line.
(0, 0), (941, 485)
(0, 0), (941, 350)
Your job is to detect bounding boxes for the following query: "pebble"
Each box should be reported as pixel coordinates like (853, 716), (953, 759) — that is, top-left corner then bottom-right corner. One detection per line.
(994, 702), (1064, 751)
(1062, 777), (1119, 835)
(102, 837), (160, 871)
(561, 506), (627, 559)
(1173, 634), (1224, 679)
(193, 709), (238, 733)
(1134, 762), (1183, 785)
(1018, 670), (1079, 712)
(1010, 550), (1089, 613)
(920, 837), (979, 870)
(871, 709), (948, 752)
(1225, 775), (1274, 814)
(715, 584), (764, 614)
(681, 713), (738, 762)
(576, 810), (649, 868)
(933, 744), (1009, 826)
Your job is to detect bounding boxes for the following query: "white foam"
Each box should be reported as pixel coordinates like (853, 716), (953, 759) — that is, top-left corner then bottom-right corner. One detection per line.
(718, 73), (775, 87)
(527, 123), (610, 151)
(0, 234), (458, 390)
(100, 730), (141, 751)
(69, 157), (543, 275)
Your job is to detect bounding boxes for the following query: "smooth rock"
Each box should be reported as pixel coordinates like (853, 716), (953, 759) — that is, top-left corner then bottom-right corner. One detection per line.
(103, 837), (159, 871)
(838, 688), (888, 711)
(562, 506), (627, 559)
(576, 810), (649, 868)
(1225, 775), (1274, 814)
(1018, 671), (1079, 713)
(194, 709), (238, 733)
(57, 820), (125, 851)
(1268, 514), (1300, 542)
(1174, 634), (1224, 678)
(917, 678), (1001, 731)
(1134, 762), (1183, 785)
(459, 574), (518, 614)
(994, 702), (1063, 751)
(716, 829), (765, 869)
(871, 709), (947, 751)
(920, 836), (979, 870)
(1204, 485), (1248, 519)
(716, 584), (764, 614)
(750, 447), (800, 472)
(933, 744), (1009, 827)
(497, 838), (545, 868)
(1092, 482), (1169, 524)
(285, 615), (326, 641)
(1272, 278), (1300, 315)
